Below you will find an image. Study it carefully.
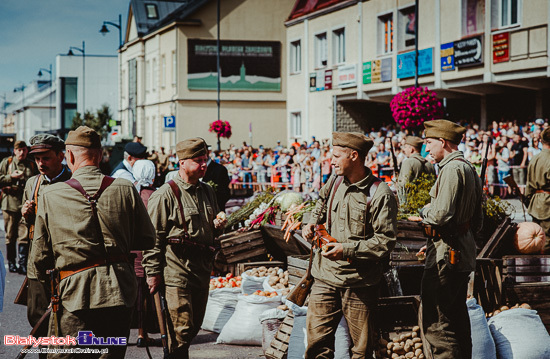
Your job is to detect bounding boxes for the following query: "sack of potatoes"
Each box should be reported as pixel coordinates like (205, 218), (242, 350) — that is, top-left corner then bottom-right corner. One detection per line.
(376, 326), (425, 359)
(245, 266), (282, 278)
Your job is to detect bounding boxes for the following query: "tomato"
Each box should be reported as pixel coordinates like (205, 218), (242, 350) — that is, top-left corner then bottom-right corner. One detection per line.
(226, 273), (234, 279)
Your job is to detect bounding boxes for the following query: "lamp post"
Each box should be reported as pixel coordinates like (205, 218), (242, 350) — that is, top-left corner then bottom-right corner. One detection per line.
(99, 14), (123, 49)
(14, 85), (25, 138)
(68, 41), (85, 114)
(38, 64), (53, 130)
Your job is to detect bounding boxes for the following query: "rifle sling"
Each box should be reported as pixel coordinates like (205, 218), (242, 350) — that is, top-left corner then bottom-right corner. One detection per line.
(167, 180), (189, 236)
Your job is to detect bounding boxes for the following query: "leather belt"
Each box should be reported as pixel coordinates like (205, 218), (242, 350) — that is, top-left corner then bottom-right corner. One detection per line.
(59, 254), (129, 280)
(535, 190), (550, 194)
(423, 221), (471, 238)
(167, 237), (216, 253)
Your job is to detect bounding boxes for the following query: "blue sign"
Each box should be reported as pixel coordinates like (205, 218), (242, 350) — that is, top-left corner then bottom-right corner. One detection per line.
(163, 116), (176, 130)
(440, 42), (455, 71)
(396, 48), (434, 79)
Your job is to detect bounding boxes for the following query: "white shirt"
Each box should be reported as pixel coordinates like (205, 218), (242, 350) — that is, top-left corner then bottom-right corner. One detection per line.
(112, 159), (135, 183)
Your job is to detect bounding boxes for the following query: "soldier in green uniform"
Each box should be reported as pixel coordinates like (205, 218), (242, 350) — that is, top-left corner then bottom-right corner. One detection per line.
(525, 127), (550, 253)
(21, 134), (71, 356)
(397, 136), (435, 204)
(142, 137), (227, 359)
(302, 132), (398, 359)
(420, 120), (483, 359)
(0, 140), (37, 273)
(31, 126), (155, 358)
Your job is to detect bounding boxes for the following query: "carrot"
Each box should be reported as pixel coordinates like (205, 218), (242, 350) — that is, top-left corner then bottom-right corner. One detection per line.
(281, 215), (291, 231)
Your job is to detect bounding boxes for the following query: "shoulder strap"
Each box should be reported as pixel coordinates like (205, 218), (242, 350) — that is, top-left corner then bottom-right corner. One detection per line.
(367, 178), (382, 209)
(7, 156), (13, 174)
(167, 180), (189, 234)
(32, 175), (42, 214)
(327, 176), (344, 233)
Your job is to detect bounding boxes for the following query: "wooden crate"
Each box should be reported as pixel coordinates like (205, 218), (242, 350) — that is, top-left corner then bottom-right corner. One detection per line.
(397, 220), (427, 241)
(265, 311), (295, 359)
(474, 258), (504, 314)
(218, 230), (267, 264)
(287, 255), (309, 286)
(502, 255), (550, 284)
(237, 261), (285, 276)
(377, 296), (433, 359)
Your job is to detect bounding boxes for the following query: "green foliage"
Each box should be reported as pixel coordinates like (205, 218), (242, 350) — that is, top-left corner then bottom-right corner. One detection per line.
(206, 180), (218, 192)
(71, 104), (113, 137)
(226, 188), (276, 229)
(483, 194), (513, 221)
(398, 173), (436, 218)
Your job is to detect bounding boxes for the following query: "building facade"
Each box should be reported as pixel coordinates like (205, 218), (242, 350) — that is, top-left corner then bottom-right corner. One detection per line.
(286, 0), (550, 142)
(119, 0), (295, 151)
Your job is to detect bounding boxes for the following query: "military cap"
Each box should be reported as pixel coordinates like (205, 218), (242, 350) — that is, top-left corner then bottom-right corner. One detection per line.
(424, 119), (466, 144)
(125, 142), (148, 159)
(541, 127), (550, 145)
(332, 132), (374, 156)
(29, 134), (65, 154)
(176, 138), (207, 160)
(65, 126), (101, 148)
(405, 136), (424, 149)
(14, 140), (27, 149)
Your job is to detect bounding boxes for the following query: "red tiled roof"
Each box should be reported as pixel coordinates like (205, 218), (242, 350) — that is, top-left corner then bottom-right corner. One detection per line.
(287, 0), (346, 21)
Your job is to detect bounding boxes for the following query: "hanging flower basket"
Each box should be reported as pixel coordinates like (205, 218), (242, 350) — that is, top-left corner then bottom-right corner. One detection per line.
(209, 120), (232, 151)
(390, 87), (443, 130)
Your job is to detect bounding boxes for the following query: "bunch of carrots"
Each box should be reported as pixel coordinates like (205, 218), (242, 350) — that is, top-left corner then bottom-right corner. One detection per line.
(281, 202), (316, 242)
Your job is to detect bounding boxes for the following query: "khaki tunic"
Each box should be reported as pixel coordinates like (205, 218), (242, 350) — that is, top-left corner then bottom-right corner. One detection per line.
(31, 166), (156, 312)
(142, 174), (219, 289)
(308, 170), (398, 288)
(397, 153), (435, 203)
(23, 167), (72, 280)
(421, 151), (482, 272)
(525, 148), (550, 221)
(0, 156), (36, 212)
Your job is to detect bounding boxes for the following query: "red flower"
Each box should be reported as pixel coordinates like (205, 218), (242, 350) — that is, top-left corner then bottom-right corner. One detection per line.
(209, 120), (232, 139)
(390, 87), (443, 129)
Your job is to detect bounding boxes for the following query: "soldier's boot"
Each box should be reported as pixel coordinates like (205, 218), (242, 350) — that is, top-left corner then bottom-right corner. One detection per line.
(17, 243), (28, 275)
(7, 242), (18, 273)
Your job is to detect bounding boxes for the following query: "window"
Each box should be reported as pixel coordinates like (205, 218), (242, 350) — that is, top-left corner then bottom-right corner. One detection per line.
(60, 77), (77, 130)
(378, 14), (393, 54)
(145, 4), (158, 19)
(161, 55), (166, 87)
(500, 0), (520, 27)
(398, 6), (416, 50)
(145, 60), (150, 92)
(332, 28), (345, 64)
(462, 0), (485, 35)
(152, 58), (158, 91)
(171, 51), (176, 86)
(290, 40), (301, 74)
(291, 112), (302, 138)
(314, 32), (327, 68)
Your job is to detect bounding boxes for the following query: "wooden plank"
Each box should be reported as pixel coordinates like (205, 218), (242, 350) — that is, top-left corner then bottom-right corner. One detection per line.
(220, 231), (264, 248)
(397, 230), (427, 240)
(503, 255), (550, 266)
(288, 274), (302, 286)
(225, 247), (268, 264)
(397, 220), (424, 231)
(504, 282), (550, 302)
(477, 217), (516, 259)
(391, 252), (421, 261)
(287, 255), (309, 269)
(503, 265), (550, 274)
(504, 275), (550, 284)
(221, 240), (265, 256)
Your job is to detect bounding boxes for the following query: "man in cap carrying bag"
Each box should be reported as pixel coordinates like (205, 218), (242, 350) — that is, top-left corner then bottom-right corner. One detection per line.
(21, 134), (72, 356)
(143, 137), (227, 358)
(397, 136), (435, 204)
(0, 140), (37, 273)
(31, 126), (155, 358)
(525, 127), (550, 253)
(302, 132), (398, 359)
(420, 120), (483, 359)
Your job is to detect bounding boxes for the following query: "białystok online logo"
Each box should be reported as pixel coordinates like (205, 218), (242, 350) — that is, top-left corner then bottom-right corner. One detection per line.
(4, 332), (127, 347)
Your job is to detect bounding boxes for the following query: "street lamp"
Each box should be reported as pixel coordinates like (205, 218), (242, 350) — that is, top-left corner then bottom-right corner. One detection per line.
(13, 85), (26, 137)
(38, 64), (53, 129)
(99, 14), (123, 49)
(68, 41), (85, 114)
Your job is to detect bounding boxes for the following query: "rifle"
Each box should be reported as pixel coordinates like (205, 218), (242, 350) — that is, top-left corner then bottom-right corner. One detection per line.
(480, 136), (491, 184)
(503, 175), (527, 221)
(389, 138), (400, 180)
(14, 277), (28, 305)
(154, 291), (170, 359)
(15, 306), (52, 359)
(47, 269), (60, 337)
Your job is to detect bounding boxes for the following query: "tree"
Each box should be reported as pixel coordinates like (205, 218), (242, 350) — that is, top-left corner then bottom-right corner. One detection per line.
(70, 104), (113, 138)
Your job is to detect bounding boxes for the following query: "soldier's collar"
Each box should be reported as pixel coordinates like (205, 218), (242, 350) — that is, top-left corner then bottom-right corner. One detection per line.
(174, 173), (201, 190)
(438, 150), (464, 168)
(344, 166), (374, 190)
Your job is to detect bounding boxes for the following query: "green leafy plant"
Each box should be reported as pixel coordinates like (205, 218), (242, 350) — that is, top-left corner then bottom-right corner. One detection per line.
(398, 173), (436, 218)
(226, 188), (276, 229)
(483, 194), (513, 221)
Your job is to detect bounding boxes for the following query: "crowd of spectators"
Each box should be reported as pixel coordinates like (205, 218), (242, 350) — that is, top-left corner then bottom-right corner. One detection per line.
(201, 118), (549, 197)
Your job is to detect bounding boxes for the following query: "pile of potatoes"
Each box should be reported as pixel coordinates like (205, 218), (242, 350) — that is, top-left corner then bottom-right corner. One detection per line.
(267, 270), (290, 291)
(376, 326), (425, 359)
(245, 266), (279, 278)
(486, 303), (531, 318)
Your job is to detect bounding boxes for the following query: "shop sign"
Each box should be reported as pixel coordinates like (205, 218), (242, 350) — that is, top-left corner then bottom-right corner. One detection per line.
(396, 48), (433, 79)
(371, 60), (382, 83)
(362, 61), (371, 84)
(493, 32), (509, 63)
(338, 64), (357, 88)
(309, 72), (316, 92)
(316, 71), (325, 91)
(440, 42), (455, 71)
(325, 70), (333, 90)
(380, 57), (392, 82)
(454, 35), (483, 67)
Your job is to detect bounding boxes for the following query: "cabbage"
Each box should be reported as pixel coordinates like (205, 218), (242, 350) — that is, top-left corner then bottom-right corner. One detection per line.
(277, 192), (303, 212)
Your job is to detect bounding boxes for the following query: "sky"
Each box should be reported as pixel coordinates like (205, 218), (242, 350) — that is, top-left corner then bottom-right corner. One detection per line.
(0, 0), (129, 98)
